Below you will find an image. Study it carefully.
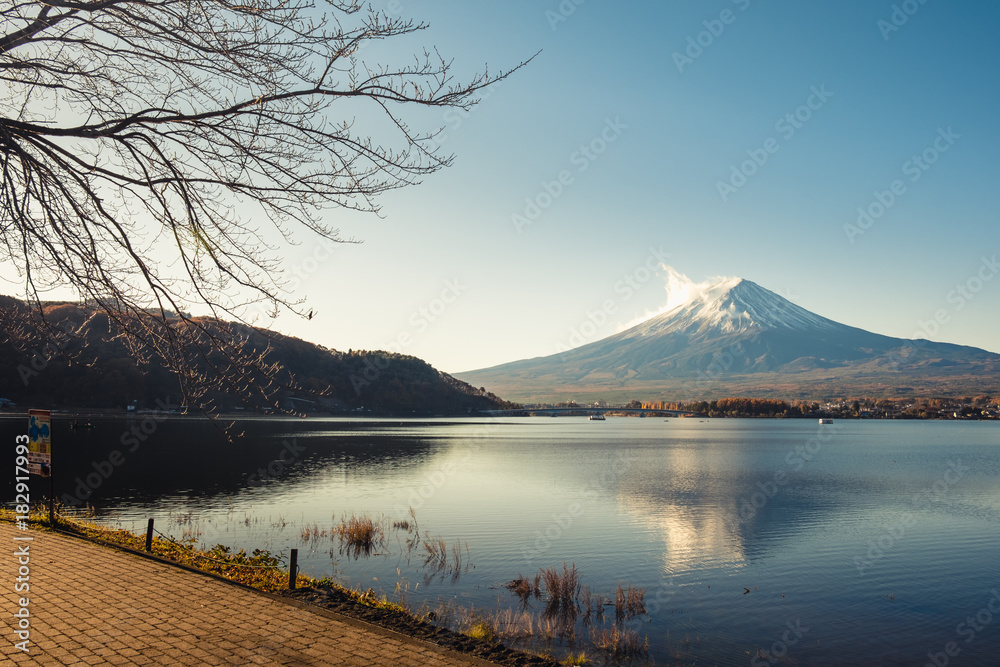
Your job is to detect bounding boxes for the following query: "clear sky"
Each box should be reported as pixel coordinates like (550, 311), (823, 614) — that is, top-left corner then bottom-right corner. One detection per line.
(270, 0), (998, 373)
(14, 1), (1000, 374)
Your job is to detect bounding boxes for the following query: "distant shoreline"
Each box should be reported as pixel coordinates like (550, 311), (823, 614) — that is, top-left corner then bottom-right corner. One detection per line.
(0, 408), (508, 421)
(0, 409), (995, 422)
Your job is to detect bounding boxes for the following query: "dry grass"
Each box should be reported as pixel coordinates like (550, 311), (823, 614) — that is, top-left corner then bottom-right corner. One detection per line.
(506, 574), (542, 604)
(459, 607), (536, 644)
(535, 610), (579, 643)
(423, 536), (448, 569)
(391, 507), (422, 562)
(422, 536), (470, 583)
(539, 562), (581, 641)
(465, 620), (496, 642)
(580, 585), (597, 623)
(393, 506), (418, 533)
(333, 512), (385, 559)
(542, 562), (581, 612)
(502, 564), (652, 652)
(300, 523), (327, 541)
(497, 564), (654, 660)
(590, 624), (649, 659)
(614, 582), (647, 624)
(489, 608), (536, 640)
(27, 513), (308, 592)
(429, 603), (534, 644)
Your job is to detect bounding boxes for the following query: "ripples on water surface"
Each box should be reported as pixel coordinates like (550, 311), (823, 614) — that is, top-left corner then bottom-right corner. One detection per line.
(3, 416), (998, 665)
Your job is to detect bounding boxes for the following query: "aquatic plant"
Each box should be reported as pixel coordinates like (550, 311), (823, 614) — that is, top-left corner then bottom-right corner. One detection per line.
(542, 562), (581, 611)
(333, 512), (385, 559)
(421, 535), (471, 583)
(614, 582), (647, 624)
(589, 624), (648, 660)
(561, 652), (591, 666)
(506, 574), (542, 605)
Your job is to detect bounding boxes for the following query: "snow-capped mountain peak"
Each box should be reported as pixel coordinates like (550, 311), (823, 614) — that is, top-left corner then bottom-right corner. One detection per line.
(626, 278), (836, 338)
(455, 273), (1000, 401)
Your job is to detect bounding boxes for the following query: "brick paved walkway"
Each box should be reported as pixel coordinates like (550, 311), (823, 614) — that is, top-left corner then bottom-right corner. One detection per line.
(0, 522), (495, 666)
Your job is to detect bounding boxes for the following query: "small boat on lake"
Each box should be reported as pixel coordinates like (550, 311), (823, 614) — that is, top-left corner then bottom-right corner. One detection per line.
(819, 418), (833, 424)
(589, 414), (606, 421)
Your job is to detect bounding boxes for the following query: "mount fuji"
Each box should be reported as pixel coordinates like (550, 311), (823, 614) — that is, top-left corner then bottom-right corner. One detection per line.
(455, 278), (1000, 402)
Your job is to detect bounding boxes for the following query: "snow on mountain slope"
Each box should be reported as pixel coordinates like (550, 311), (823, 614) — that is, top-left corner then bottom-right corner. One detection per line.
(623, 278), (837, 339)
(454, 274), (1000, 401)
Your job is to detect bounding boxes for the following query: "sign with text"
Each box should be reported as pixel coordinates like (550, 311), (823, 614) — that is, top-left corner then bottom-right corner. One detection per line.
(27, 409), (51, 477)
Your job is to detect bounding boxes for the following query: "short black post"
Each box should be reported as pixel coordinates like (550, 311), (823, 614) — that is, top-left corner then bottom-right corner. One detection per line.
(48, 472), (55, 526)
(289, 549), (298, 590)
(145, 518), (154, 552)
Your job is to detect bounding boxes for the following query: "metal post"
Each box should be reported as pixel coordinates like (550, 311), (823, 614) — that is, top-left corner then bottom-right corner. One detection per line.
(48, 412), (55, 526)
(146, 518), (154, 552)
(48, 472), (55, 526)
(289, 549), (298, 589)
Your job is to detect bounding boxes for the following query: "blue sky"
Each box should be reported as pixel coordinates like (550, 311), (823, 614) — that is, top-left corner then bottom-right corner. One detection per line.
(14, 1), (996, 375)
(269, 0), (998, 373)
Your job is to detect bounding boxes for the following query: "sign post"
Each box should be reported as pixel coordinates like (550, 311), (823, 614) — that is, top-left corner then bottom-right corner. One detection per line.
(27, 409), (53, 524)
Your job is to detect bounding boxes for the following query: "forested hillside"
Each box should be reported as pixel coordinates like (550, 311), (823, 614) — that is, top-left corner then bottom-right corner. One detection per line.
(0, 297), (517, 414)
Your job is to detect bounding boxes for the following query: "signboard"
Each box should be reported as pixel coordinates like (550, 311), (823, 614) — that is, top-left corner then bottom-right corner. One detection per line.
(27, 409), (51, 477)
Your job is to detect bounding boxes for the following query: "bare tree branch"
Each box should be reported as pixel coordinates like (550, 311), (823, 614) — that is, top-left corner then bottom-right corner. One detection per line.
(0, 0), (534, 411)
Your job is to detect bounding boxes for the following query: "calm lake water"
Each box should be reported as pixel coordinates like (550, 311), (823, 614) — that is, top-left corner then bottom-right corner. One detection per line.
(3, 415), (999, 665)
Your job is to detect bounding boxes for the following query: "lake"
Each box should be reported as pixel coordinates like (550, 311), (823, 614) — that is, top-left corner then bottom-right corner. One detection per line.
(3, 415), (998, 665)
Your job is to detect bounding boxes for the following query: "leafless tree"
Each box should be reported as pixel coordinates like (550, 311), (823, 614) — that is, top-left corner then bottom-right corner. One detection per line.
(0, 0), (530, 410)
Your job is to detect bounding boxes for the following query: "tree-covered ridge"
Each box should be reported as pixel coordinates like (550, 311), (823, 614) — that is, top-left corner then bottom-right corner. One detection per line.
(0, 297), (518, 414)
(630, 396), (998, 419)
(628, 397), (796, 417)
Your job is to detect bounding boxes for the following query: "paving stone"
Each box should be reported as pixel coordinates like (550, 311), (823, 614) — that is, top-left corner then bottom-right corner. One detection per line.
(0, 522), (491, 666)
